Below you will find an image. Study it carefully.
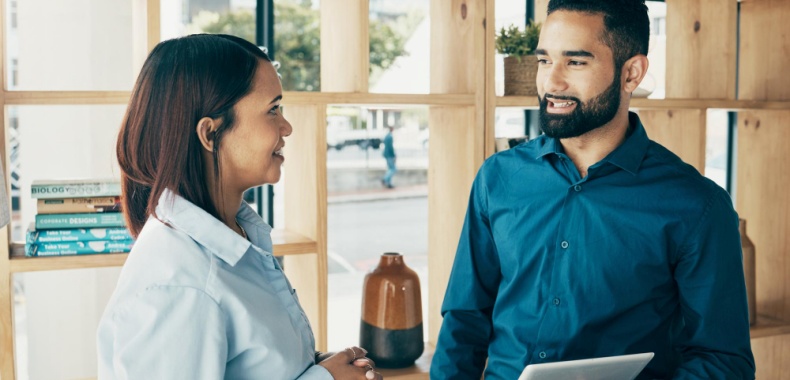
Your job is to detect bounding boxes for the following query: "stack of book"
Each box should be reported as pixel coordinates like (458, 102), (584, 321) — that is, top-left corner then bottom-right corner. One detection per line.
(24, 179), (134, 257)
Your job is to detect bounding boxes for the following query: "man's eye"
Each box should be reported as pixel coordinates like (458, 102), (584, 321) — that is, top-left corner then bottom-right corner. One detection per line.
(269, 105), (280, 115)
(569, 61), (586, 66)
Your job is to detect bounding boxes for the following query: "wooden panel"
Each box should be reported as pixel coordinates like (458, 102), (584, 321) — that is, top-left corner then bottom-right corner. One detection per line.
(739, 0), (790, 101)
(638, 109), (706, 173)
(430, 0), (485, 95)
(534, 0), (549, 23)
(282, 104), (328, 351)
(496, 97), (790, 111)
(751, 335), (790, 379)
(666, 0), (737, 99)
(484, 0), (496, 157)
(320, 0), (368, 92)
(8, 231), (317, 273)
(428, 106), (479, 345)
(429, 0), (487, 347)
(3, 91), (131, 105)
(750, 315), (790, 339)
(736, 111), (790, 324)
(1, 91), (475, 106)
(147, 0), (160, 51)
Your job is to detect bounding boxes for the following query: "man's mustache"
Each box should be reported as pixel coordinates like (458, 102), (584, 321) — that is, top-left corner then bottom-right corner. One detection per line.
(541, 93), (582, 103)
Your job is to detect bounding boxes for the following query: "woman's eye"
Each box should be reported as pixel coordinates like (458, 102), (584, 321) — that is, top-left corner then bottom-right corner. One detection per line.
(537, 58), (550, 65)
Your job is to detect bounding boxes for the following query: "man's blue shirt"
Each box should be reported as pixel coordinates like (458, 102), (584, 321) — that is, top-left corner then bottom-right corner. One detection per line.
(431, 113), (755, 379)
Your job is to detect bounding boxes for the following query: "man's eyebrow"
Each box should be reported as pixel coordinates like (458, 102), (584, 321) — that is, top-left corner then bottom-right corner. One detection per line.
(534, 49), (596, 58)
(563, 50), (594, 58)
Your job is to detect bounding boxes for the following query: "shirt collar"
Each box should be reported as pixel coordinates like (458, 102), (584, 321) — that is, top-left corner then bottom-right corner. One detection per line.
(155, 189), (272, 267)
(602, 112), (650, 175)
(534, 112), (649, 175)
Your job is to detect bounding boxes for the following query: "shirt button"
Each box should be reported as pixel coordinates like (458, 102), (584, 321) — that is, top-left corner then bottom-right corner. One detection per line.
(553, 298), (561, 306)
(539, 351), (547, 359)
(561, 241), (569, 249)
(574, 184), (582, 192)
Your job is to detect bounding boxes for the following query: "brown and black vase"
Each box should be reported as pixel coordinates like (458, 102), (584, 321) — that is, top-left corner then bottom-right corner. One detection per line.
(360, 252), (424, 368)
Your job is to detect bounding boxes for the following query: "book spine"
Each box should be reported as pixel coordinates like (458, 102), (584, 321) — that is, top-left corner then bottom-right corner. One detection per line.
(34, 213), (126, 230)
(31, 182), (121, 199)
(37, 196), (120, 214)
(26, 227), (132, 244)
(26, 240), (134, 257)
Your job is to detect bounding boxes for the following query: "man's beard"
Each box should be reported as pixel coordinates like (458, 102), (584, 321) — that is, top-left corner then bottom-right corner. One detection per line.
(538, 73), (622, 139)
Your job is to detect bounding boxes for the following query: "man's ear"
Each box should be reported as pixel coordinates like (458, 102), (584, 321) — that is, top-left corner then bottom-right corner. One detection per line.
(622, 55), (649, 94)
(196, 117), (217, 152)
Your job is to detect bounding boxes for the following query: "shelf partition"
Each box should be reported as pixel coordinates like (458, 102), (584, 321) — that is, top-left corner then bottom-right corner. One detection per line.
(495, 96), (790, 110)
(9, 229), (317, 273)
(1, 91), (476, 107)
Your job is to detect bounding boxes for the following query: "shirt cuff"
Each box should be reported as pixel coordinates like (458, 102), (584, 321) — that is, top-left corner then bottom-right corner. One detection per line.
(298, 364), (334, 380)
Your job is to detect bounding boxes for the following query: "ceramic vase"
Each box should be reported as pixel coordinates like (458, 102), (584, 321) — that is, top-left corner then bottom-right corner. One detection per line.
(360, 252), (424, 368)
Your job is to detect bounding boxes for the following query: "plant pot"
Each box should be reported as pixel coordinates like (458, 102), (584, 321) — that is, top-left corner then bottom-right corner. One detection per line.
(359, 252), (423, 368)
(504, 55), (538, 96)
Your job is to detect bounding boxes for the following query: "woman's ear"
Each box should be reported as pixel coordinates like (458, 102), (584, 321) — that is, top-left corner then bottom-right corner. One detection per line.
(622, 55), (649, 94)
(196, 117), (217, 152)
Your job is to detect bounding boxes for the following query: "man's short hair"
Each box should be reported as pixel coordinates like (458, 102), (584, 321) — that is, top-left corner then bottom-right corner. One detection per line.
(548, 0), (650, 69)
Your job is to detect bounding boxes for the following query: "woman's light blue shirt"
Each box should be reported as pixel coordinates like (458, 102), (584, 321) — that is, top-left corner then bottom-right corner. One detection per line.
(97, 190), (331, 380)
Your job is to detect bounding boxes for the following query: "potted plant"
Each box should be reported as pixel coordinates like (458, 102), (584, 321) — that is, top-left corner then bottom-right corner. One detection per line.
(496, 21), (541, 96)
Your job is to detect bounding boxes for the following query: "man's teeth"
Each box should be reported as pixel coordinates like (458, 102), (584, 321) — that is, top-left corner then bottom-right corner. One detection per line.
(274, 149), (283, 155)
(553, 101), (576, 108)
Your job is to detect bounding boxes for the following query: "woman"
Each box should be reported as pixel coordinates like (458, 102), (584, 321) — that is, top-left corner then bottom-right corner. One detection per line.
(97, 34), (381, 380)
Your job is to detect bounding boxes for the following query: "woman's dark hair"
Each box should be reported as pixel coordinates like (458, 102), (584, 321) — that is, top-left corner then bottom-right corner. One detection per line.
(116, 34), (270, 237)
(548, 0), (650, 70)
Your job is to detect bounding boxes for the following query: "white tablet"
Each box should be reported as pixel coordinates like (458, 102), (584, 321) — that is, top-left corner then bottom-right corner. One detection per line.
(518, 352), (654, 380)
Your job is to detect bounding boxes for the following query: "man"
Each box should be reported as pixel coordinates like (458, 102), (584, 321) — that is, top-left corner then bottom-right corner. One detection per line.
(431, 1), (755, 379)
(381, 126), (397, 188)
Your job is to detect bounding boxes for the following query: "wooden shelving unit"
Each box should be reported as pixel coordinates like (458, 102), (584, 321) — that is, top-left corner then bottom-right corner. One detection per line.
(6, 229), (317, 273)
(496, 96), (790, 111)
(1, 0), (789, 379)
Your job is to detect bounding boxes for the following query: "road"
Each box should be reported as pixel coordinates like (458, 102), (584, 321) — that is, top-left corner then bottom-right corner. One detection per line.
(327, 196), (428, 275)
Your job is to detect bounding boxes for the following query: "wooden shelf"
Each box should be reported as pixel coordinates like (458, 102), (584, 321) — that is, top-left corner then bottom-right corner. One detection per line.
(495, 96), (790, 110)
(8, 229), (317, 273)
(284, 92), (475, 106)
(1, 90), (475, 107)
(378, 343), (433, 380)
(750, 315), (790, 339)
(3, 91), (132, 105)
(270, 229), (318, 256)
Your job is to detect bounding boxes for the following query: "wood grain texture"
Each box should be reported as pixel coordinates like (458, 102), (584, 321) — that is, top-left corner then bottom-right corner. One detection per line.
(0, 91), (475, 106)
(429, 0), (488, 347)
(146, 0), (160, 52)
(739, 0), (790, 101)
(282, 104), (328, 351)
(637, 109), (706, 173)
(428, 106), (479, 346)
(495, 96), (790, 110)
(484, 0), (496, 157)
(751, 335), (790, 379)
(320, 0), (368, 92)
(534, 0), (549, 23)
(666, 0), (737, 99)
(736, 111), (790, 324)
